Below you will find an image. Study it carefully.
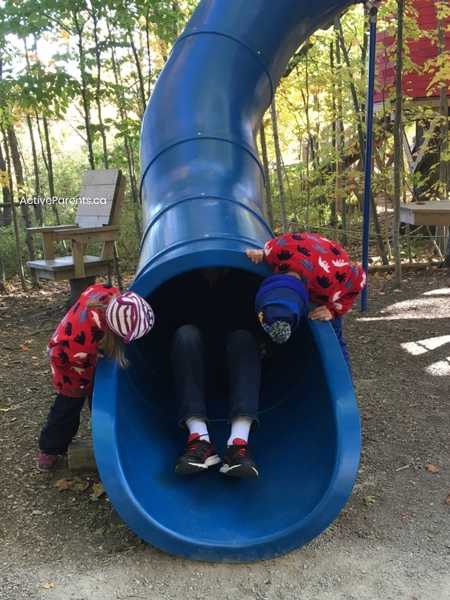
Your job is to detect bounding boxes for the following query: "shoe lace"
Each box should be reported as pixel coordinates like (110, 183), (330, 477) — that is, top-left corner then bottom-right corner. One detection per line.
(186, 439), (209, 457)
(188, 441), (203, 452)
(234, 445), (249, 458)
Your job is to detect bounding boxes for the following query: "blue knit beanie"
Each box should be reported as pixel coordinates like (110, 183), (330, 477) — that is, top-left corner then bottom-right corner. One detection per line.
(255, 275), (309, 344)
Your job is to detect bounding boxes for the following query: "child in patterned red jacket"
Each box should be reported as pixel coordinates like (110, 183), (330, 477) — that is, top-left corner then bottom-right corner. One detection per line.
(247, 231), (366, 366)
(37, 283), (155, 471)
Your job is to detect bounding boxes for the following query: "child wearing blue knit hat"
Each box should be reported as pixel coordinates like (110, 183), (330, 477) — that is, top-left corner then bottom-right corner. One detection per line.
(255, 274), (309, 344)
(248, 231), (366, 366)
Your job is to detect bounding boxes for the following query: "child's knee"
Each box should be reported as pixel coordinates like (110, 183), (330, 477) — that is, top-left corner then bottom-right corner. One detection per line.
(173, 324), (202, 349)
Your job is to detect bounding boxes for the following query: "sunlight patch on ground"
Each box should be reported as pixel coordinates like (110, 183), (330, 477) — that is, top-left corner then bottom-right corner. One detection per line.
(422, 288), (450, 296)
(357, 296), (450, 321)
(401, 335), (450, 356)
(425, 359), (450, 376)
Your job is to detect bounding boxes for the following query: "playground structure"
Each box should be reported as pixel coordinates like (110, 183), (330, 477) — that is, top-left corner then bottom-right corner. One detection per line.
(375, 0), (450, 202)
(91, 0), (362, 562)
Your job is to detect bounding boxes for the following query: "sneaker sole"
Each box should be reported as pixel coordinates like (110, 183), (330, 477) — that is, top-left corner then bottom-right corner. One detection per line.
(175, 454), (221, 475)
(220, 463), (259, 479)
(37, 465), (57, 472)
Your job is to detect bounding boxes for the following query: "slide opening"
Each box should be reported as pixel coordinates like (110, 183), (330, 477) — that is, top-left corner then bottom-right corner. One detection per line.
(130, 265), (264, 414)
(116, 322), (338, 548)
(114, 266), (338, 548)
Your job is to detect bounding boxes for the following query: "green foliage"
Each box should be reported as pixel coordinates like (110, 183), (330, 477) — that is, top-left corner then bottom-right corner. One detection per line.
(0, 0), (448, 283)
(0, 225), (20, 279)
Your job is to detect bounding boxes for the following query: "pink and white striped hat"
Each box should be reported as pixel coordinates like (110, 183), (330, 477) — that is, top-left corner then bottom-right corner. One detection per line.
(105, 291), (155, 343)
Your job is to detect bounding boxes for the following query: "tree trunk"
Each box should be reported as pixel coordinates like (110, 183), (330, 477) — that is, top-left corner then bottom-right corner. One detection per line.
(26, 116), (43, 226)
(91, 5), (109, 169)
(23, 39), (43, 226)
(301, 46), (312, 228)
(437, 12), (449, 201)
(107, 17), (142, 239)
(270, 99), (287, 231)
(259, 123), (274, 229)
(42, 115), (62, 225)
(1, 127), (27, 289)
(0, 139), (12, 227)
(393, 0), (405, 286)
(336, 17), (388, 264)
(7, 125), (39, 287)
(74, 12), (95, 169)
(329, 40), (338, 230)
(144, 9), (152, 98)
(335, 27), (347, 242)
(128, 30), (147, 116)
(336, 19), (365, 157)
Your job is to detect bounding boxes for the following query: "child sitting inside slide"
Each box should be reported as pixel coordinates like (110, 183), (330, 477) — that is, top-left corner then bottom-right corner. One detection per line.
(247, 231), (366, 364)
(37, 284), (155, 471)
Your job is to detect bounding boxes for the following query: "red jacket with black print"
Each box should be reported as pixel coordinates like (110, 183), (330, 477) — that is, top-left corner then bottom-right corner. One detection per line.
(263, 232), (366, 317)
(48, 284), (119, 398)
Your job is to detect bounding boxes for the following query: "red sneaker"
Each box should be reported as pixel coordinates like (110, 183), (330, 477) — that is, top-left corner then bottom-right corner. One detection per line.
(37, 451), (58, 472)
(220, 438), (259, 479)
(175, 434), (221, 475)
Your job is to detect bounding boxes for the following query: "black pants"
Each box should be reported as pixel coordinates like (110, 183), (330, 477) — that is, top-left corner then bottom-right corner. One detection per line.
(330, 317), (350, 368)
(38, 393), (90, 455)
(172, 325), (261, 425)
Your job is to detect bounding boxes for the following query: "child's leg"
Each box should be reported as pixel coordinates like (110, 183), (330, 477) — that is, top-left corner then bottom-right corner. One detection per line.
(38, 394), (86, 455)
(228, 416), (253, 445)
(172, 324), (208, 427)
(172, 325), (220, 474)
(185, 417), (210, 442)
(226, 329), (261, 439)
(330, 317), (351, 370)
(221, 330), (260, 478)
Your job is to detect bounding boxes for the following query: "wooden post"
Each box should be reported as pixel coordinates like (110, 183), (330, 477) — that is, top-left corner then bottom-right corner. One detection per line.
(69, 277), (96, 306)
(41, 231), (56, 260)
(68, 440), (97, 474)
(72, 240), (87, 278)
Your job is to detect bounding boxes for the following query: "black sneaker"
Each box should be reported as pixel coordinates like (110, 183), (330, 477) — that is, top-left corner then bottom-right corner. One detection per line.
(220, 439), (259, 479)
(175, 434), (221, 475)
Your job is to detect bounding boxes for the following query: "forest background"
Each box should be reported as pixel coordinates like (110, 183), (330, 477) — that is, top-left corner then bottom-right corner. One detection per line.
(0, 0), (449, 289)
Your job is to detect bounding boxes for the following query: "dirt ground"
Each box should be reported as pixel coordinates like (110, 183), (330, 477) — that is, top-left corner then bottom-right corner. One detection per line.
(0, 270), (449, 600)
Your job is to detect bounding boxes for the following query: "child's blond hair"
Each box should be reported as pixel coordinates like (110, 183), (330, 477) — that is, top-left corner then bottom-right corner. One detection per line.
(87, 300), (129, 368)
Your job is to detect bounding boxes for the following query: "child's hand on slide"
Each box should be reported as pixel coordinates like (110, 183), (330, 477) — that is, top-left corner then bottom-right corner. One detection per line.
(308, 306), (333, 321)
(246, 249), (264, 264)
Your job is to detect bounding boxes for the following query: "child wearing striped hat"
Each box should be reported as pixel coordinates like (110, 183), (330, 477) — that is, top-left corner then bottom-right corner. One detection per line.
(37, 283), (155, 471)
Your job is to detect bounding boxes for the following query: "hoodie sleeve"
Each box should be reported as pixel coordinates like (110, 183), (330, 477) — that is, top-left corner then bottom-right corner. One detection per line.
(263, 237), (278, 268)
(330, 265), (366, 317)
(263, 234), (298, 271)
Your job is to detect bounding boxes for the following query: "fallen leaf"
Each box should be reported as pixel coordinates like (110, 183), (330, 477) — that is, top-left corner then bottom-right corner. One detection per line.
(41, 582), (55, 589)
(363, 495), (377, 507)
(425, 463), (440, 474)
(90, 482), (105, 500)
(72, 479), (90, 493)
(446, 494), (450, 506)
(54, 478), (74, 491)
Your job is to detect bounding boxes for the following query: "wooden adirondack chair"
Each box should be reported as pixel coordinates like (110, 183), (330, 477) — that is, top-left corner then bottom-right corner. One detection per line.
(27, 169), (125, 301)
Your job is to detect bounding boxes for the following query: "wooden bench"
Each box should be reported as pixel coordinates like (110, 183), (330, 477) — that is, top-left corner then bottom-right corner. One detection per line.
(27, 169), (125, 301)
(399, 201), (450, 226)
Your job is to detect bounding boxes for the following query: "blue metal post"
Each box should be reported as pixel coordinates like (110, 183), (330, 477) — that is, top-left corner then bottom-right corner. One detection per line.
(361, 2), (379, 312)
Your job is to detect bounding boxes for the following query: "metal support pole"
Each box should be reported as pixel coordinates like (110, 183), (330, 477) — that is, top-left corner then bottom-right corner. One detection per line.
(361, 2), (379, 311)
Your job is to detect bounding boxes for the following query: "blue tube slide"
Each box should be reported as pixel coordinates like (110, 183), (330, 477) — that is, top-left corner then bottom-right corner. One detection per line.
(92, 0), (361, 562)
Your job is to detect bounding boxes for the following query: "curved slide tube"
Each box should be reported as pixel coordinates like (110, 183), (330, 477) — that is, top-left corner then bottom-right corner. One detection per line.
(93, 0), (361, 562)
